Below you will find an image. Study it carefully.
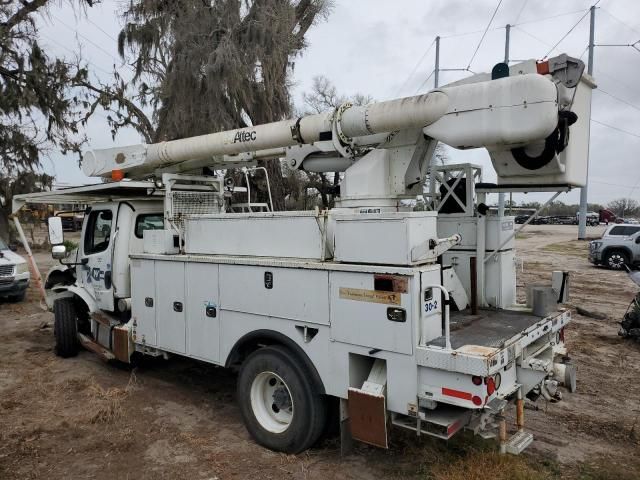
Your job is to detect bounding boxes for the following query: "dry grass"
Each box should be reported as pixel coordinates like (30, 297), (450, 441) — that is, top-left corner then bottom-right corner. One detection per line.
(541, 241), (587, 257)
(85, 372), (137, 424)
(429, 451), (549, 480)
(576, 457), (640, 480)
(382, 430), (557, 480)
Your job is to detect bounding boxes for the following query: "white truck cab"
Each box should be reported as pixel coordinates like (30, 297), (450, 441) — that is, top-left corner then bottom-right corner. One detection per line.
(75, 201), (163, 312)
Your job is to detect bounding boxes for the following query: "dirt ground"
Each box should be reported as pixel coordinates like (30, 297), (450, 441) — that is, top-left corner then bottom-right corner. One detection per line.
(1, 225), (640, 479)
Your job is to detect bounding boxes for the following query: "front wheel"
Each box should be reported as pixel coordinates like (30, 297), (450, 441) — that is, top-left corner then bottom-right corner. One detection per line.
(604, 250), (629, 270)
(53, 298), (79, 358)
(237, 345), (326, 453)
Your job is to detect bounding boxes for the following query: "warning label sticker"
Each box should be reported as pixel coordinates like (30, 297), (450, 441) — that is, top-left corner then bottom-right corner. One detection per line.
(339, 287), (401, 305)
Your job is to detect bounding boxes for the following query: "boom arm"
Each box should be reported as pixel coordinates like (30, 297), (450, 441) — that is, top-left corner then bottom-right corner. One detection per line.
(82, 55), (593, 203)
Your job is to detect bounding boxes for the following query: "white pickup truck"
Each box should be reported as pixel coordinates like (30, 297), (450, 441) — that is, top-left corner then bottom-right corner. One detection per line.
(0, 237), (30, 301)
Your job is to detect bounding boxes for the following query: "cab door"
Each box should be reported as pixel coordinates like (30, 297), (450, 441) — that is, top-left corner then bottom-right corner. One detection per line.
(78, 206), (116, 311)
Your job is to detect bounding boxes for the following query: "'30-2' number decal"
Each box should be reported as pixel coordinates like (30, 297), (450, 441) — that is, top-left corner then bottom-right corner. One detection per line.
(425, 300), (438, 313)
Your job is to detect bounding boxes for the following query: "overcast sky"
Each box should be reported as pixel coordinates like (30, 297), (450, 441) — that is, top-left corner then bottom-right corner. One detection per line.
(36, 0), (640, 207)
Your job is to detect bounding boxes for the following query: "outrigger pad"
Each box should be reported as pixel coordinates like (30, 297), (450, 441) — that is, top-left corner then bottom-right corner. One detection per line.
(347, 387), (388, 449)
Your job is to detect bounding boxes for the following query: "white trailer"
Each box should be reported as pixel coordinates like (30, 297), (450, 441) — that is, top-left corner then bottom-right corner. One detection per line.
(13, 55), (592, 454)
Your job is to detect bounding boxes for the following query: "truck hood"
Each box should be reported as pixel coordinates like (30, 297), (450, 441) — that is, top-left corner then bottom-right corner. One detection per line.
(0, 248), (26, 266)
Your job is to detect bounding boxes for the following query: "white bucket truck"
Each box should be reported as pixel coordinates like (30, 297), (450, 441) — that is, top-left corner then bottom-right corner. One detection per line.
(13, 55), (593, 454)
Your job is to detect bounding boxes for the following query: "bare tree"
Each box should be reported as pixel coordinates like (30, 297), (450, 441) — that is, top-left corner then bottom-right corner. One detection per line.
(297, 75), (373, 208)
(301, 75), (373, 115)
(608, 198), (640, 219)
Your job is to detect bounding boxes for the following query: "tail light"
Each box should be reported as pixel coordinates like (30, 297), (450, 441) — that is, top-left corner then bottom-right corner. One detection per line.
(485, 376), (496, 395)
(472, 375), (482, 386)
(559, 327), (566, 343)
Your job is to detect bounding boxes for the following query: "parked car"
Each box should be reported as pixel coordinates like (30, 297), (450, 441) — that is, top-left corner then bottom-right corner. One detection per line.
(553, 216), (577, 225)
(589, 230), (640, 270)
(601, 223), (640, 239)
(55, 211), (84, 232)
(0, 238), (30, 301)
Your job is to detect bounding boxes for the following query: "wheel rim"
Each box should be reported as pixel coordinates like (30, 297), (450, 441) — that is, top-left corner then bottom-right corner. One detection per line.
(250, 371), (293, 433)
(608, 254), (625, 269)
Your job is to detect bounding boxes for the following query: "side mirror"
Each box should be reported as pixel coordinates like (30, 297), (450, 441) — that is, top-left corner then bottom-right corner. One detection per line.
(51, 245), (67, 260)
(48, 216), (64, 245)
(8, 243), (18, 252)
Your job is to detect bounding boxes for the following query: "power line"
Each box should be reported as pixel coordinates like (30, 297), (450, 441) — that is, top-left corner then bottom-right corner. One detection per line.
(85, 17), (118, 42)
(600, 7), (640, 36)
(395, 38), (436, 97)
(513, 0), (528, 25)
(594, 67), (638, 95)
(592, 180), (640, 189)
(591, 119), (640, 139)
(514, 8), (587, 27)
(596, 88), (640, 113)
(38, 33), (112, 75)
(440, 26), (503, 40)
(414, 69), (435, 94)
(467, 0), (503, 69)
(51, 13), (118, 63)
(515, 24), (554, 49)
(543, 4), (598, 59)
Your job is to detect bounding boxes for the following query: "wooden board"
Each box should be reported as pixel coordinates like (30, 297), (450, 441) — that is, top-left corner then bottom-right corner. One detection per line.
(347, 387), (388, 449)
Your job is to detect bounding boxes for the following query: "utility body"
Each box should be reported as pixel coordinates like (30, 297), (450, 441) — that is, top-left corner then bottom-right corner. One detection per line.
(14, 55), (593, 454)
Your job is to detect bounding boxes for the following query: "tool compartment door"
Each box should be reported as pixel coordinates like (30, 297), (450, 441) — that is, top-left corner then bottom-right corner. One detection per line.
(219, 264), (329, 325)
(329, 271), (413, 354)
(155, 260), (186, 354)
(131, 258), (157, 346)
(185, 262), (221, 363)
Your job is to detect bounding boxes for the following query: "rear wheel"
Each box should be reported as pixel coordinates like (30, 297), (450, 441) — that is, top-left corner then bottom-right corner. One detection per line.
(54, 298), (79, 358)
(604, 250), (629, 270)
(237, 345), (326, 453)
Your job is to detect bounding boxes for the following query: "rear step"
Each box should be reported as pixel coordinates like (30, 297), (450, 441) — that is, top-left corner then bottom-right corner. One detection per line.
(78, 333), (116, 362)
(392, 406), (472, 440)
(505, 430), (533, 455)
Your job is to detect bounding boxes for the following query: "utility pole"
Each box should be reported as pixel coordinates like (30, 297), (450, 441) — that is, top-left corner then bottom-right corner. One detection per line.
(434, 36), (440, 88)
(578, 5), (595, 239)
(498, 24), (511, 218)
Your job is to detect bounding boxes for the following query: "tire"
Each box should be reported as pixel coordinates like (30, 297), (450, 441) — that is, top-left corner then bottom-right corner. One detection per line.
(53, 298), (79, 358)
(237, 345), (326, 454)
(604, 250), (629, 270)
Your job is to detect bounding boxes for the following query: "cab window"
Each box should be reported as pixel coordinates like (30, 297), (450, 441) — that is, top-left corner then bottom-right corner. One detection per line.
(84, 210), (113, 254)
(135, 213), (164, 238)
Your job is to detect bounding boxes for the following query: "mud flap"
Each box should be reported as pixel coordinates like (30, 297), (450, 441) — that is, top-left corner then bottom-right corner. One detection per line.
(346, 358), (388, 448)
(347, 387), (388, 448)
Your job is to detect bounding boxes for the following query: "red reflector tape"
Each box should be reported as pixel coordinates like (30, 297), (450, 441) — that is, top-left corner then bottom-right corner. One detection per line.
(442, 387), (473, 401)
